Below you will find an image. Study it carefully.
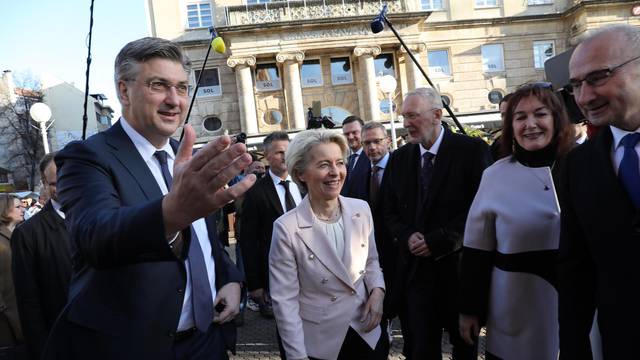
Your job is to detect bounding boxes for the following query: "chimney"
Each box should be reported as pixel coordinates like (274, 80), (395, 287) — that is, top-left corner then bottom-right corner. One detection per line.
(2, 70), (17, 104)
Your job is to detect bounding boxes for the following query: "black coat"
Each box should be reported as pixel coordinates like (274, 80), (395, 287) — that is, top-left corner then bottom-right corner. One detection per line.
(11, 201), (72, 360)
(239, 174), (286, 292)
(341, 151), (371, 200)
(43, 121), (243, 360)
(558, 126), (640, 359)
(381, 128), (490, 316)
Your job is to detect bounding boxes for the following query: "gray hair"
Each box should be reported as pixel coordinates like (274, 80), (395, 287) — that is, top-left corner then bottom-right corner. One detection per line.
(285, 129), (348, 192)
(578, 24), (640, 56)
(114, 37), (191, 90)
(361, 121), (387, 136)
(405, 87), (443, 109)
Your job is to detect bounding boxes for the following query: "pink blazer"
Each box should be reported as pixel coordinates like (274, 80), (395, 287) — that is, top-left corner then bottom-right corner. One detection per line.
(269, 195), (385, 360)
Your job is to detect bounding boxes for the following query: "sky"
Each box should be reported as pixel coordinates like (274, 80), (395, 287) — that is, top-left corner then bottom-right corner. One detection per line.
(0, 0), (149, 119)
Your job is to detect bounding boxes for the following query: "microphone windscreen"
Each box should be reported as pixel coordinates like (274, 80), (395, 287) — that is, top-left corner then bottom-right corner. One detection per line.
(371, 19), (384, 34)
(211, 37), (226, 54)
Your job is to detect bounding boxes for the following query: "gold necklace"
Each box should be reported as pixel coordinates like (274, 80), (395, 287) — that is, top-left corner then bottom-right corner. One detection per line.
(315, 206), (342, 221)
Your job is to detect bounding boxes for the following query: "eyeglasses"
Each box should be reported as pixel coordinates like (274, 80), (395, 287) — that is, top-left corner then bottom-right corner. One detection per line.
(401, 108), (440, 120)
(567, 54), (640, 95)
(129, 79), (190, 97)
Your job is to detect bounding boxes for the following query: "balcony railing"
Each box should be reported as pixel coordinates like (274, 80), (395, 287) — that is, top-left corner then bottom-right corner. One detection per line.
(224, 0), (406, 26)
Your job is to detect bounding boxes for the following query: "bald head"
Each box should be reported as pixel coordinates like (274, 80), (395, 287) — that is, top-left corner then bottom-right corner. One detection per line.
(569, 25), (640, 130)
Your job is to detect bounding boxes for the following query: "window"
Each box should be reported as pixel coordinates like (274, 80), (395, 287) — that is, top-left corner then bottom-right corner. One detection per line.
(247, 0), (272, 4)
(528, 0), (552, 4)
(379, 99), (396, 114)
(481, 44), (505, 72)
(255, 64), (282, 91)
(374, 54), (395, 77)
(428, 50), (451, 77)
(321, 106), (351, 125)
(96, 113), (110, 125)
(331, 57), (353, 85)
(421, 0), (443, 10)
(475, 0), (498, 7)
(194, 68), (221, 97)
(533, 41), (554, 69)
(187, 1), (213, 29)
(301, 60), (323, 88)
(264, 110), (283, 125)
(203, 116), (223, 132)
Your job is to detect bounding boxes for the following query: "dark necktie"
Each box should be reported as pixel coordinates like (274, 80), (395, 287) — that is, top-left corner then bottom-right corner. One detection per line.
(348, 153), (358, 173)
(619, 133), (640, 208)
(154, 151), (213, 332)
(420, 152), (435, 203)
(279, 180), (297, 212)
(370, 165), (381, 205)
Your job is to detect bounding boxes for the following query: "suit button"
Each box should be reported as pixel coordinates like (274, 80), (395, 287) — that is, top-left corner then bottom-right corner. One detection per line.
(167, 331), (175, 338)
(361, 243), (366, 247)
(330, 296), (337, 302)
(309, 254), (315, 260)
(351, 290), (356, 295)
(359, 270), (366, 275)
(177, 288), (184, 294)
(321, 278), (328, 284)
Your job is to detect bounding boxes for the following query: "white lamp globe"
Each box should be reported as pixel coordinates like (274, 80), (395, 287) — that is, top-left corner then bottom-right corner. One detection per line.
(30, 103), (52, 124)
(378, 75), (397, 94)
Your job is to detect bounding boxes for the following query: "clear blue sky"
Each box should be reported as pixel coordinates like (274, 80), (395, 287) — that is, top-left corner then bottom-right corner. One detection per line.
(0, 0), (149, 118)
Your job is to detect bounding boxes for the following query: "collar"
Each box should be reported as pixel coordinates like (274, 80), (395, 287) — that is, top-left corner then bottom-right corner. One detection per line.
(372, 152), (390, 169)
(269, 169), (293, 185)
(51, 199), (65, 219)
(419, 125), (445, 158)
(119, 116), (175, 162)
(611, 125), (640, 149)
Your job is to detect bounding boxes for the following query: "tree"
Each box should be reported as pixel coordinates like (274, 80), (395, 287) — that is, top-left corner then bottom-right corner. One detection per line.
(0, 73), (45, 191)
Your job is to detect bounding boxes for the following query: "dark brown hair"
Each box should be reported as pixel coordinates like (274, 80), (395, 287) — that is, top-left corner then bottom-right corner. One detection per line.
(500, 84), (574, 159)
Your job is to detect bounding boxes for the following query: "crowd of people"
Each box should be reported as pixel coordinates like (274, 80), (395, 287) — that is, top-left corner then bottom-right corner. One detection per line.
(0, 23), (638, 360)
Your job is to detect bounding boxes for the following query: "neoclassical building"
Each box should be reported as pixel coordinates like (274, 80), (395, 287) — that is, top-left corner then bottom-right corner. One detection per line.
(145, 0), (640, 145)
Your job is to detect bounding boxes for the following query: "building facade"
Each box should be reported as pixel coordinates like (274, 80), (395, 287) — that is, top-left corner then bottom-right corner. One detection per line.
(146, 0), (640, 144)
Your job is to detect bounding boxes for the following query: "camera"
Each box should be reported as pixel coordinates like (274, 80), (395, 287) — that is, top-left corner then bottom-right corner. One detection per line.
(230, 132), (247, 144)
(307, 101), (335, 129)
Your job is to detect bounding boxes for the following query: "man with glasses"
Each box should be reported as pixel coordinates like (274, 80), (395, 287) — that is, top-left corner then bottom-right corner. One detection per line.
(381, 87), (490, 359)
(559, 24), (640, 359)
(43, 37), (255, 360)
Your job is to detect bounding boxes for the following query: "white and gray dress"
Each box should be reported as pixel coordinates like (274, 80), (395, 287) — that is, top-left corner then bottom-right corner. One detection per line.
(459, 156), (560, 360)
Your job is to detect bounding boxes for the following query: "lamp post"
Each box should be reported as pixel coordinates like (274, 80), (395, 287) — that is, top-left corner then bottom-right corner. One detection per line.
(378, 75), (398, 150)
(29, 102), (53, 154)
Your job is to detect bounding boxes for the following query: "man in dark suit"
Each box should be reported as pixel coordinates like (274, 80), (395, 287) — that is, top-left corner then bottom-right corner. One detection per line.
(240, 131), (302, 319)
(43, 37), (254, 360)
(341, 115), (371, 198)
(382, 87), (490, 360)
(11, 153), (72, 360)
(559, 24), (640, 359)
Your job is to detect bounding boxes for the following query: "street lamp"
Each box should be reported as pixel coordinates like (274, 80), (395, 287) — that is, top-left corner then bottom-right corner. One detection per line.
(378, 75), (398, 150)
(29, 102), (53, 154)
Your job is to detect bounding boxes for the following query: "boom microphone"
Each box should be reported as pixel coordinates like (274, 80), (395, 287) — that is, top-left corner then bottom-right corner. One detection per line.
(370, 4), (388, 34)
(212, 35), (226, 54)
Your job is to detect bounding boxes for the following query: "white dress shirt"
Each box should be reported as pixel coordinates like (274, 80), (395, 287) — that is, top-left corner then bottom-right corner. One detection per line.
(610, 125), (640, 175)
(120, 117), (217, 331)
(419, 125), (445, 166)
(269, 169), (303, 210)
(350, 147), (364, 169)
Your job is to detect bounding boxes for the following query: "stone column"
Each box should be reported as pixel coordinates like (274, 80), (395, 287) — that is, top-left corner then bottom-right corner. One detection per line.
(276, 51), (306, 130)
(353, 46), (381, 121)
(402, 43), (427, 91)
(227, 56), (258, 135)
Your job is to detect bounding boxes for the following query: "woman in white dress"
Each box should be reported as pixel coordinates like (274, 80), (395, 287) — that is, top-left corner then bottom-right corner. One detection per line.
(458, 83), (575, 360)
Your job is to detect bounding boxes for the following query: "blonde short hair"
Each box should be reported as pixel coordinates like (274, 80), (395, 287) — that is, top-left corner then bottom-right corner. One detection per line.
(0, 194), (18, 226)
(285, 129), (348, 192)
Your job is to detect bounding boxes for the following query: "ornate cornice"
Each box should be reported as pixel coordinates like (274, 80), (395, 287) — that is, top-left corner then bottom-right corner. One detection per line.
(227, 55), (256, 68)
(275, 51), (305, 63)
(400, 43), (427, 53)
(353, 46), (381, 57)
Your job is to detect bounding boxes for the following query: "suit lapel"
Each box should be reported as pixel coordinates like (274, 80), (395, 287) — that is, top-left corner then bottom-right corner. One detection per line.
(340, 197), (368, 286)
(294, 197), (355, 290)
(592, 127), (638, 218)
(105, 121), (163, 200)
(264, 177), (285, 215)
